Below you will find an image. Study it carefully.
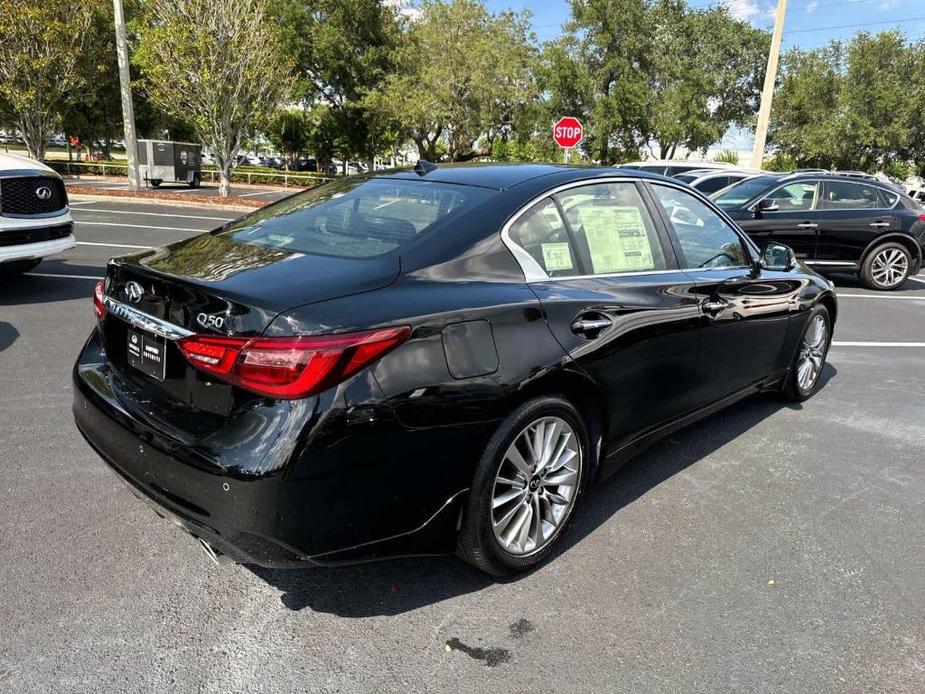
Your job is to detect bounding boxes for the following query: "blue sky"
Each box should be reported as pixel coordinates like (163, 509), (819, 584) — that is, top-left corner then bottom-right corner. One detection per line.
(484, 0), (925, 152)
(486, 0), (925, 51)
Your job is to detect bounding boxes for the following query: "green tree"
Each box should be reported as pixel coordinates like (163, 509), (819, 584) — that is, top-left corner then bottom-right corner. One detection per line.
(267, 109), (312, 164)
(271, 0), (403, 169)
(369, 0), (536, 162)
(768, 31), (917, 173)
(537, 0), (767, 164)
(0, 0), (100, 160)
(133, 0), (294, 196)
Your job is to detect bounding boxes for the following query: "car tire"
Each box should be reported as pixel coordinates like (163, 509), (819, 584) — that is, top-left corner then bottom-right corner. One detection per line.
(782, 304), (831, 402)
(457, 396), (590, 576)
(0, 258), (41, 276)
(860, 241), (912, 290)
(189, 173), (201, 189)
(150, 179), (162, 188)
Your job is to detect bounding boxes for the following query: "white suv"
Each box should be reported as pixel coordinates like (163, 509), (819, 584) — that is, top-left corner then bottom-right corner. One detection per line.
(0, 152), (75, 274)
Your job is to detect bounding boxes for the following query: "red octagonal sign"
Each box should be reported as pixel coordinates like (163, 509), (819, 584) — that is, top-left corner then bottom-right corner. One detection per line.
(553, 117), (583, 148)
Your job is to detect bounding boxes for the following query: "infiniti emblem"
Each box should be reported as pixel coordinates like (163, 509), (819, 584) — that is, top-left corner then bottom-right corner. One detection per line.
(124, 281), (144, 304)
(35, 186), (52, 201)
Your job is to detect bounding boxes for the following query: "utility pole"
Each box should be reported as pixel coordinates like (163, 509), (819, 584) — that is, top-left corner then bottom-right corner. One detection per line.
(750, 0), (788, 170)
(113, 0), (142, 190)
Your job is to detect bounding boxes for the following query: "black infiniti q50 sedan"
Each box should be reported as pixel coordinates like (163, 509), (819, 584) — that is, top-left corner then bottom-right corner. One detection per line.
(73, 163), (837, 575)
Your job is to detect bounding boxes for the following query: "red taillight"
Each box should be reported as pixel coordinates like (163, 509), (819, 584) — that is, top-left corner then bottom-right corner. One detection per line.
(176, 335), (246, 379)
(918, 212), (925, 222)
(177, 326), (411, 399)
(93, 280), (107, 320)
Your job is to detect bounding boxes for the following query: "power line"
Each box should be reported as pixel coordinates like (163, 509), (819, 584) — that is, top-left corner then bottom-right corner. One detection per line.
(784, 15), (925, 34)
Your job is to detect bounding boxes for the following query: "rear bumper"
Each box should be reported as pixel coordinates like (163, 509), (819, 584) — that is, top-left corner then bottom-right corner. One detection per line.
(72, 331), (476, 567)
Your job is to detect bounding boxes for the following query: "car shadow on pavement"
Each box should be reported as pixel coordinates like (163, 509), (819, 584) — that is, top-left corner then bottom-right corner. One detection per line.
(253, 364), (837, 617)
(0, 264), (101, 306)
(0, 321), (20, 353)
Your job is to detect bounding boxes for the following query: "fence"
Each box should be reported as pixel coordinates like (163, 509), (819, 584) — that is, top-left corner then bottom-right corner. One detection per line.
(46, 160), (336, 188)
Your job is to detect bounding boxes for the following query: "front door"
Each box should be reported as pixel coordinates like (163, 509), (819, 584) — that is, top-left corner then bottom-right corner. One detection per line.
(507, 180), (701, 449)
(738, 180), (821, 261)
(647, 183), (795, 409)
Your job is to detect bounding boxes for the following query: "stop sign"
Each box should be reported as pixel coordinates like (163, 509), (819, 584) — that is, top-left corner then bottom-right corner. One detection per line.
(553, 117), (583, 148)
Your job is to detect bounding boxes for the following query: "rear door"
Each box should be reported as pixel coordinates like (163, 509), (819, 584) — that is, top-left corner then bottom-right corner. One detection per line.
(647, 183), (794, 409)
(509, 179), (702, 449)
(814, 180), (899, 262)
(738, 180), (821, 260)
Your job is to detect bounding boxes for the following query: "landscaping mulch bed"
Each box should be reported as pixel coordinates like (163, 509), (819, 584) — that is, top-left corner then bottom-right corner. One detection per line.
(65, 185), (270, 208)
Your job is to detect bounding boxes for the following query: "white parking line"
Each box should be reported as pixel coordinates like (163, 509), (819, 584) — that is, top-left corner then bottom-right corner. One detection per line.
(73, 221), (203, 233)
(908, 276), (925, 285)
(25, 272), (102, 280)
(832, 341), (925, 347)
(238, 190), (277, 198)
(76, 241), (152, 249)
(71, 208), (234, 222)
(837, 293), (925, 301)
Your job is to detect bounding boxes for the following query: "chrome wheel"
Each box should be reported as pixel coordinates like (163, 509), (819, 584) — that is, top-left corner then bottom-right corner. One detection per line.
(797, 314), (827, 391)
(871, 248), (909, 288)
(490, 416), (581, 556)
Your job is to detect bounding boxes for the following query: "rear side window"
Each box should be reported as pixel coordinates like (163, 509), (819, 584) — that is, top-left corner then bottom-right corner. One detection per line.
(507, 198), (575, 277)
(651, 184), (751, 269)
(221, 178), (493, 258)
(696, 176), (732, 194)
(821, 181), (882, 209)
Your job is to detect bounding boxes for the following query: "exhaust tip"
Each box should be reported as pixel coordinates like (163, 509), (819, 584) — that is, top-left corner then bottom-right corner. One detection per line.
(197, 537), (232, 566)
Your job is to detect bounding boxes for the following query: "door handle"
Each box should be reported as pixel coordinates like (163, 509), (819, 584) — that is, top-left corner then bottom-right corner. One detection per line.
(570, 316), (612, 338)
(869, 221), (890, 228)
(700, 298), (728, 317)
(797, 222), (818, 229)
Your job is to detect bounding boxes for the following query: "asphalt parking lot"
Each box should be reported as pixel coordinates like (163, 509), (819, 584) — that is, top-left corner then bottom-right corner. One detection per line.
(1, 198), (924, 693)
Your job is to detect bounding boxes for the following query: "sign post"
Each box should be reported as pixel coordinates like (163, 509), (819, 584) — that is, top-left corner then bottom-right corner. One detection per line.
(553, 117), (583, 164)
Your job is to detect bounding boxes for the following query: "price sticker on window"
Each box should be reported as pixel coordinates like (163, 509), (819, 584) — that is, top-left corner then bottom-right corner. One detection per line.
(578, 205), (655, 273)
(541, 242), (573, 271)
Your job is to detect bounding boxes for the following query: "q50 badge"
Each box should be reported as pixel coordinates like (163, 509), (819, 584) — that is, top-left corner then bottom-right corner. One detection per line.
(196, 312), (226, 330)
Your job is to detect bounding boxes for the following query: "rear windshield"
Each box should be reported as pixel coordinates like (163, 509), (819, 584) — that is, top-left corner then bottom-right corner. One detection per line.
(219, 178), (494, 258)
(711, 175), (780, 209)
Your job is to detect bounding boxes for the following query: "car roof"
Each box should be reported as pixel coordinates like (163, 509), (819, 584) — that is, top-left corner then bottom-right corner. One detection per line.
(378, 162), (666, 191)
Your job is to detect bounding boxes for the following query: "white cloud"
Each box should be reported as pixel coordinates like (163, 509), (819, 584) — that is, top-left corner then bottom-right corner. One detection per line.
(805, 0), (819, 12)
(724, 0), (761, 23)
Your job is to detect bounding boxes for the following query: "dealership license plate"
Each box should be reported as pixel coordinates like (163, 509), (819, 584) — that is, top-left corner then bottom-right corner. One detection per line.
(127, 328), (167, 381)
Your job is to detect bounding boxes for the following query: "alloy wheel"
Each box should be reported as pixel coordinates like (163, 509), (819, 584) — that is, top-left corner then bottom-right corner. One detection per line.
(797, 314), (828, 391)
(490, 416), (581, 556)
(871, 248), (909, 288)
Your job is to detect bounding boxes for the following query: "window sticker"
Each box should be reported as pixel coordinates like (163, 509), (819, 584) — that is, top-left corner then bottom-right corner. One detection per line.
(578, 205), (655, 273)
(541, 242), (573, 271)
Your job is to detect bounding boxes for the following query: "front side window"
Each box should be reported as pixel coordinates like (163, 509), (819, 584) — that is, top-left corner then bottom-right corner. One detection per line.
(557, 182), (668, 275)
(821, 181), (882, 209)
(651, 184), (751, 269)
(765, 181), (819, 212)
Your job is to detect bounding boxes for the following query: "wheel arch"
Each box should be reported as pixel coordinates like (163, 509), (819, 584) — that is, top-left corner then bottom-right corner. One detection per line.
(514, 365), (608, 479)
(816, 290), (838, 327)
(859, 232), (922, 269)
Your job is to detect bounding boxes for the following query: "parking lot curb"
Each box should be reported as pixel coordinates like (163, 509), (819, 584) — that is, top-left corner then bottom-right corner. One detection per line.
(67, 190), (264, 212)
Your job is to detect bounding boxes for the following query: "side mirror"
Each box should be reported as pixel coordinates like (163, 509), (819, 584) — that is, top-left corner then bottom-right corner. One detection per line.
(761, 242), (797, 271)
(755, 198), (779, 216)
